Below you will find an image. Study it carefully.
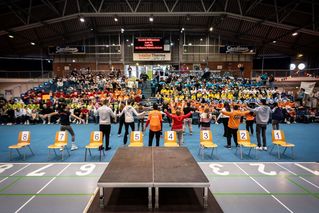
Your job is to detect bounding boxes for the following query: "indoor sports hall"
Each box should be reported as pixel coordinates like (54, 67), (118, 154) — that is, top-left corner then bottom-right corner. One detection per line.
(0, 1), (318, 213)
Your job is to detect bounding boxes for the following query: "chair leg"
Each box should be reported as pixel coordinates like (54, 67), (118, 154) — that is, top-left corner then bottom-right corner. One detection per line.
(282, 147), (287, 155)
(201, 147), (204, 160)
(65, 146), (70, 156)
(9, 149), (12, 161)
(255, 148), (257, 159)
(102, 149), (105, 156)
(28, 146), (34, 155)
(270, 144), (275, 153)
(210, 148), (214, 159)
(240, 146), (243, 160)
(248, 148), (252, 156)
(88, 149), (92, 156)
(61, 149), (64, 161)
(99, 150), (102, 162)
(84, 148), (87, 161)
(16, 149), (22, 158)
(53, 149), (57, 156)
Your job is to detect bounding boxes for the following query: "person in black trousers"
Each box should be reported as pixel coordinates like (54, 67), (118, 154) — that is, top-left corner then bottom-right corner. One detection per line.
(117, 104), (125, 137)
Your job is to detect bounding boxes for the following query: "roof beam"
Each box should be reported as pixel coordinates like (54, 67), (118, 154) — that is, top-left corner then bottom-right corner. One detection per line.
(162, 0), (170, 12)
(88, 0), (97, 13)
(245, 0), (263, 15)
(207, 0), (217, 12)
(171, 0), (179, 12)
(27, 0), (33, 24)
(125, 0), (134, 13)
(62, 0), (68, 16)
(40, 0), (60, 16)
(98, 0), (105, 12)
(279, 2), (301, 23)
(1, 12), (318, 36)
(200, 0), (206, 12)
(135, 0), (142, 12)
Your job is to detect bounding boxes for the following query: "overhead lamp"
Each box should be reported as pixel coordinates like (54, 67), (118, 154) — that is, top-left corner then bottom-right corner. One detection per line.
(8, 34), (14, 39)
(297, 53), (303, 58)
(149, 16), (154, 22)
(289, 63), (296, 70)
(72, 59), (76, 63)
(126, 39), (129, 42)
(121, 28), (125, 33)
(188, 43), (192, 46)
(209, 27), (213, 31)
(130, 43), (133, 46)
(272, 40), (277, 43)
(79, 17), (85, 22)
(170, 42), (174, 46)
(114, 17), (118, 22)
(30, 42), (35, 46)
(200, 38), (203, 41)
(298, 63), (305, 70)
(181, 27), (185, 31)
(292, 32), (298, 36)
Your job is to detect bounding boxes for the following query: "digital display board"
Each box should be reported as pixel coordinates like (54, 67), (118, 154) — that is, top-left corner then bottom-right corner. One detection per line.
(134, 37), (170, 53)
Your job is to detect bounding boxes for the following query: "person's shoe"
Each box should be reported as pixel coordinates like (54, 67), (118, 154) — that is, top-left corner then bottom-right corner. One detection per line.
(105, 147), (111, 151)
(287, 121), (291, 124)
(255, 146), (262, 150)
(224, 145), (231, 149)
(42, 121), (46, 124)
(190, 132), (193, 135)
(118, 134), (121, 137)
(60, 146), (64, 151)
(263, 146), (268, 151)
(71, 144), (78, 151)
(293, 121), (296, 124)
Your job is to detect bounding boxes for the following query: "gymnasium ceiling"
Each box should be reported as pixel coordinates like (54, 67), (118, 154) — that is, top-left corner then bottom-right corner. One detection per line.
(0, 0), (318, 57)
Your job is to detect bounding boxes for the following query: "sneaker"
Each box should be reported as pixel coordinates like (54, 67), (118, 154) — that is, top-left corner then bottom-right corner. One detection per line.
(224, 145), (231, 149)
(43, 121), (46, 124)
(60, 146), (64, 151)
(293, 121), (296, 124)
(255, 146), (262, 150)
(105, 147), (111, 151)
(71, 145), (78, 151)
(263, 147), (268, 151)
(118, 134), (121, 137)
(190, 132), (193, 135)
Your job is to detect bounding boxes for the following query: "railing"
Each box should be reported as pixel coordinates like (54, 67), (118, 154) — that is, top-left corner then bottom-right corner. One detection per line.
(252, 69), (319, 78)
(0, 70), (54, 79)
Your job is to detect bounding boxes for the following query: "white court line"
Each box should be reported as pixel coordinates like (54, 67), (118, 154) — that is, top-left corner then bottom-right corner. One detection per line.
(275, 163), (319, 189)
(83, 187), (98, 213)
(234, 163), (293, 213)
(14, 163), (71, 213)
(0, 164), (30, 184)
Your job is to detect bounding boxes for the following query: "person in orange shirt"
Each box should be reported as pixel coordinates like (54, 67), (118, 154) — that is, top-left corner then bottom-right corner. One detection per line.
(145, 103), (162, 147)
(245, 111), (255, 135)
(221, 105), (250, 149)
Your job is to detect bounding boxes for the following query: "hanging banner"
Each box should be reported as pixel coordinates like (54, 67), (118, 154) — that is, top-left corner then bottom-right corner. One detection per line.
(133, 53), (171, 61)
(300, 82), (316, 94)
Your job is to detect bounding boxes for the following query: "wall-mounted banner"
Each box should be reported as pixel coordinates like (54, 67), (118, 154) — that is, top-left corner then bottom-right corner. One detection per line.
(133, 53), (171, 61)
(220, 45), (255, 54)
(48, 46), (85, 55)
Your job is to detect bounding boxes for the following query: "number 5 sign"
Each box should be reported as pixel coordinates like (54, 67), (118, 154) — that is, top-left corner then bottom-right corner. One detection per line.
(133, 131), (141, 142)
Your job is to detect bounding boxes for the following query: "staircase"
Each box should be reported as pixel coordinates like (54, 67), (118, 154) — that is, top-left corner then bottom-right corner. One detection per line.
(142, 80), (152, 98)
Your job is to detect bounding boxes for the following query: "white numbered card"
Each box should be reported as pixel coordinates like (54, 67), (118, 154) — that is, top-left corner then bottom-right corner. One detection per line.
(239, 131), (248, 140)
(133, 131), (141, 141)
(274, 130), (282, 140)
(93, 131), (101, 142)
(58, 131), (66, 141)
(202, 131), (210, 140)
(167, 131), (175, 141)
(21, 131), (29, 141)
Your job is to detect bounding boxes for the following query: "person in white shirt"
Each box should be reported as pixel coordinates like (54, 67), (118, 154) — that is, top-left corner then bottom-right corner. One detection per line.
(117, 100), (144, 145)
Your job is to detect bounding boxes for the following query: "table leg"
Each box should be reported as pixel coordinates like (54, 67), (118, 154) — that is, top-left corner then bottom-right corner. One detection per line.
(203, 187), (208, 208)
(155, 187), (159, 208)
(99, 187), (104, 208)
(148, 187), (152, 209)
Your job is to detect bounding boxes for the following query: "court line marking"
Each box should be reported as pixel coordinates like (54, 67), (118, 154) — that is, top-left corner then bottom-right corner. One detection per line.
(285, 176), (319, 199)
(14, 163), (71, 213)
(275, 163), (319, 190)
(83, 187), (98, 213)
(0, 164), (30, 184)
(234, 163), (294, 213)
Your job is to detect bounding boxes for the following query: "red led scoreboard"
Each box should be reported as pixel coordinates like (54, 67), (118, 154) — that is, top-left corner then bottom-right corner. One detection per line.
(133, 37), (171, 61)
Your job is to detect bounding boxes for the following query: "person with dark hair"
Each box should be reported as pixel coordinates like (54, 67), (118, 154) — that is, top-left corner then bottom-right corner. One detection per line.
(217, 102), (231, 137)
(245, 111), (255, 135)
(117, 99), (144, 146)
(117, 102), (125, 137)
(272, 102), (283, 130)
(97, 99), (116, 151)
(221, 105), (250, 149)
(48, 104), (83, 151)
(183, 102), (194, 135)
(247, 99), (272, 150)
(144, 103), (162, 147)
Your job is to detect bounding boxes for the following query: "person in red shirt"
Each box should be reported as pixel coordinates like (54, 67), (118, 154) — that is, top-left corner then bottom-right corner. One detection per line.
(80, 106), (89, 124)
(164, 108), (192, 146)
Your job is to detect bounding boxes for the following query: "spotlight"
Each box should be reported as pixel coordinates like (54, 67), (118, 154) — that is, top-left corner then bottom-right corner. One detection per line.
(72, 59), (76, 63)
(126, 39), (129, 42)
(200, 38), (203, 41)
(170, 42), (174, 46)
(114, 17), (118, 22)
(272, 40), (277, 43)
(297, 53), (303, 58)
(149, 16), (154, 22)
(79, 17), (85, 22)
(209, 27), (213, 31)
(289, 63), (296, 70)
(298, 63), (305, 70)
(188, 43), (192, 46)
(181, 27), (185, 31)
(130, 43), (133, 46)
(121, 28), (125, 33)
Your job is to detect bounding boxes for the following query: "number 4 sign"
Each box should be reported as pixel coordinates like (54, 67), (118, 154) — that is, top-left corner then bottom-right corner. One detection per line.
(167, 131), (175, 141)
(274, 130), (282, 140)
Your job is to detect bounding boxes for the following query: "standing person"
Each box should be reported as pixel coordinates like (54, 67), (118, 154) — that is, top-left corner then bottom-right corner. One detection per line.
(217, 102), (231, 137)
(247, 99), (272, 150)
(164, 109), (192, 146)
(117, 103), (125, 137)
(221, 105), (250, 149)
(128, 66), (132, 78)
(48, 104), (83, 151)
(245, 111), (255, 135)
(268, 74), (275, 88)
(183, 102), (194, 135)
(144, 103), (162, 146)
(271, 102), (283, 130)
(199, 108), (213, 130)
(97, 100), (116, 151)
(117, 100), (144, 146)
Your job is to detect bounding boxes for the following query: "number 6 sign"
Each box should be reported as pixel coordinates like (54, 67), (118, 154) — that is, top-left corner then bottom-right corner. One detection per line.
(93, 131), (101, 142)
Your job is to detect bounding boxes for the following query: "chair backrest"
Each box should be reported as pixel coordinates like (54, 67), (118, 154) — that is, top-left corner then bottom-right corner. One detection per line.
(272, 130), (286, 143)
(90, 131), (103, 144)
(164, 131), (177, 143)
(237, 130), (251, 144)
(18, 131), (31, 144)
(200, 130), (213, 143)
(130, 131), (143, 144)
(55, 131), (68, 144)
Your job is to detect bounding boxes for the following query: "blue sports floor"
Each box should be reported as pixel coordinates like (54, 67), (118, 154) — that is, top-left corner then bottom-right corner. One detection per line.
(0, 123), (318, 162)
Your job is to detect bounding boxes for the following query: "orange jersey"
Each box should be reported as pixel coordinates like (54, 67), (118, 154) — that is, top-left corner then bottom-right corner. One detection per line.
(147, 110), (162, 131)
(245, 113), (255, 121)
(222, 110), (250, 129)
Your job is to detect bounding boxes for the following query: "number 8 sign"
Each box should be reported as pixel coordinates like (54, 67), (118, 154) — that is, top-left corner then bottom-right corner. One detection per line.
(21, 131), (29, 141)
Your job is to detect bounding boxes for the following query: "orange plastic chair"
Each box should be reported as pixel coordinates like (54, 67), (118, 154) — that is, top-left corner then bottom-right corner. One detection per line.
(236, 130), (257, 159)
(129, 131), (144, 147)
(164, 131), (179, 147)
(271, 130), (295, 159)
(198, 130), (218, 159)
